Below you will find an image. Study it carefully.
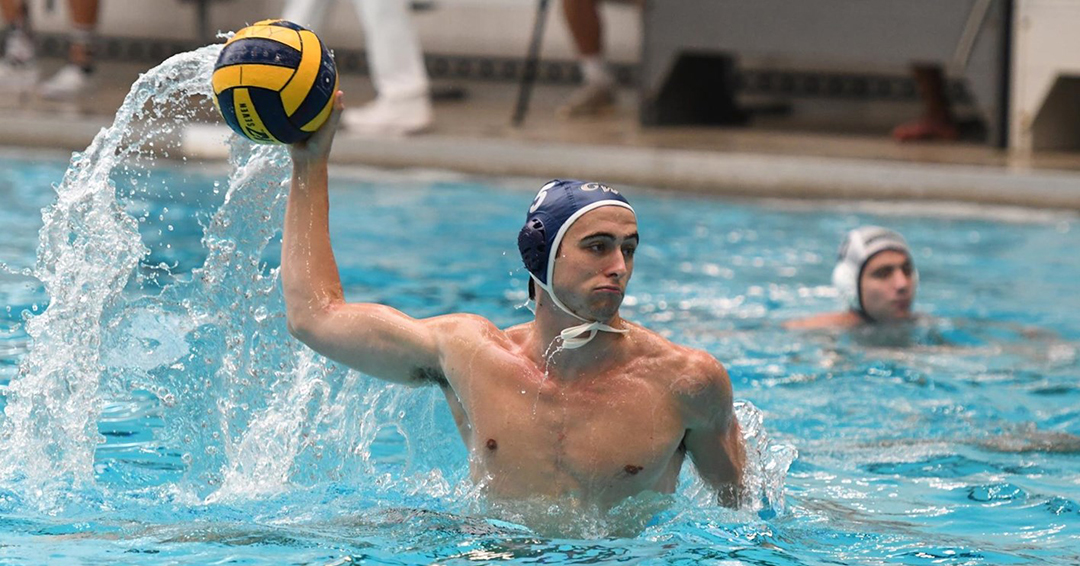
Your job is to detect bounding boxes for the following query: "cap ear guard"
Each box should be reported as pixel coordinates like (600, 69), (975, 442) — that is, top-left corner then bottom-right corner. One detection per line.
(518, 217), (548, 283)
(831, 260), (860, 312)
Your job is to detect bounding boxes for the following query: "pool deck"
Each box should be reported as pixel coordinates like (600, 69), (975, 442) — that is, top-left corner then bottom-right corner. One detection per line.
(3, 59), (1080, 210)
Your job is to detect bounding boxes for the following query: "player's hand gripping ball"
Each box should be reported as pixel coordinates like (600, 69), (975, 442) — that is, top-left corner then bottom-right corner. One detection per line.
(212, 19), (338, 144)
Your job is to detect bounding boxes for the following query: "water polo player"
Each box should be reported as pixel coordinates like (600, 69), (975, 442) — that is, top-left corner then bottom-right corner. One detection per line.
(281, 91), (745, 517)
(785, 226), (918, 329)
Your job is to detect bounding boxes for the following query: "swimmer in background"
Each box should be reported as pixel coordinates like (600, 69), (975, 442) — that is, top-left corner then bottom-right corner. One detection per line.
(282, 92), (744, 516)
(785, 226), (917, 330)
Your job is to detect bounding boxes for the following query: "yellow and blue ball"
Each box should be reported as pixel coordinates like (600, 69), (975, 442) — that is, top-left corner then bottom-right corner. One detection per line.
(212, 19), (337, 144)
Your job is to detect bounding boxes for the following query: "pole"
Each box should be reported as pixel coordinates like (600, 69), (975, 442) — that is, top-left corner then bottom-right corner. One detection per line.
(512, 0), (551, 127)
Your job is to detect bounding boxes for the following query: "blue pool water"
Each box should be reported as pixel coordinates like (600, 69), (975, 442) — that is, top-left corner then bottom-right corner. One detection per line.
(2, 47), (1080, 564)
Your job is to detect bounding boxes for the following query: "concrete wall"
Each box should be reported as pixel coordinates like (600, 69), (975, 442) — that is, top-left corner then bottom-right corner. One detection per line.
(25, 0), (641, 62)
(1010, 0), (1080, 151)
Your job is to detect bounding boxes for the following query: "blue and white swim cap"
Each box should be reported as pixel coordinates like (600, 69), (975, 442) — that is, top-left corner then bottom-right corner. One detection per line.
(517, 179), (636, 348)
(518, 179), (635, 286)
(831, 226), (918, 315)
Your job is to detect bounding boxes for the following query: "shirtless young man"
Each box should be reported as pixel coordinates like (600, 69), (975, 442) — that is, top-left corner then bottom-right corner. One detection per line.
(282, 93), (745, 513)
(784, 226), (918, 330)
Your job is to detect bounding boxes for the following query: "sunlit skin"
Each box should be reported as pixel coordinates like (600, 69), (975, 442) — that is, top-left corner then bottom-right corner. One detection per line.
(784, 249), (917, 329)
(281, 91), (745, 522)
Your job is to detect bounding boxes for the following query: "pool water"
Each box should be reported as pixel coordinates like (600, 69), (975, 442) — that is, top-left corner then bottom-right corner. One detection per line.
(2, 46), (1080, 565)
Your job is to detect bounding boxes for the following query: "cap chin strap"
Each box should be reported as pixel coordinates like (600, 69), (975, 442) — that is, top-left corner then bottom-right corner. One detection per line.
(531, 274), (627, 349)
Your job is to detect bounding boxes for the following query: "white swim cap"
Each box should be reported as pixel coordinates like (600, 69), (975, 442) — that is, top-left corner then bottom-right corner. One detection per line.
(831, 226), (917, 315)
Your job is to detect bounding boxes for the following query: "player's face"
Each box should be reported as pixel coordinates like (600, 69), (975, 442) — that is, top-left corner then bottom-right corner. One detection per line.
(552, 207), (638, 321)
(860, 250), (916, 322)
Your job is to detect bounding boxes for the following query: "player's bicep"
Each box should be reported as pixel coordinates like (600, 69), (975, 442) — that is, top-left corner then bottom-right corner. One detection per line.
(684, 412), (745, 507)
(682, 355), (745, 506)
(291, 302), (444, 386)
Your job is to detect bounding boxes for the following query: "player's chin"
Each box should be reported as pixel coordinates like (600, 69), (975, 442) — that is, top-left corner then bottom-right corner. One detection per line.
(588, 295), (623, 319)
(883, 307), (914, 322)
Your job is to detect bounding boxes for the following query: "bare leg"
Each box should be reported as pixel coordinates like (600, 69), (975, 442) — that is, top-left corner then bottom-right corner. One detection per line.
(38, 0), (98, 99)
(893, 65), (959, 142)
(558, 0), (616, 118)
(1, 0), (27, 25)
(562, 0), (602, 57)
(67, 0), (99, 69)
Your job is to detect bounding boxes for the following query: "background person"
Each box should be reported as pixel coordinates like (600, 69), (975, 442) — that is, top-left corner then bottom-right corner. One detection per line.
(0, 0), (100, 100)
(785, 226), (918, 329)
(892, 65), (958, 142)
(0, 0), (36, 91)
(282, 0), (432, 135)
(558, 0), (638, 118)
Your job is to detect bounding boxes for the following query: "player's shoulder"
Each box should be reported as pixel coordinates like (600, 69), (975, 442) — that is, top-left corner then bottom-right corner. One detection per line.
(628, 322), (729, 391)
(677, 347), (731, 394)
(664, 344), (734, 425)
(783, 310), (862, 330)
(424, 313), (513, 346)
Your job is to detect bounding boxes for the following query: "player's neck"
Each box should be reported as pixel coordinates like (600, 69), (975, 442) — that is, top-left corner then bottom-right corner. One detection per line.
(532, 301), (627, 372)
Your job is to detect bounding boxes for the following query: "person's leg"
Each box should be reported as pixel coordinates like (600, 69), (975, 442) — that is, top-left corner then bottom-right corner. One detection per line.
(1, 0), (27, 26)
(563, 0), (602, 57)
(282, 0), (332, 30)
(66, 0), (98, 70)
(343, 0), (432, 135)
(892, 65), (959, 142)
(39, 0), (100, 100)
(353, 0), (428, 101)
(558, 0), (615, 118)
(2, 0), (33, 63)
(0, 0), (38, 91)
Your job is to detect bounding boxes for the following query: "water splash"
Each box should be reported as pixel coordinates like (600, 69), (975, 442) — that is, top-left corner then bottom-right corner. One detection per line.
(0, 44), (351, 505)
(734, 401), (797, 516)
(0, 46), (221, 504)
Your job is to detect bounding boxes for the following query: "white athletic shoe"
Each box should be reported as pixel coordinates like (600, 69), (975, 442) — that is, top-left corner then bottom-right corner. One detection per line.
(0, 28), (38, 93)
(39, 64), (95, 101)
(342, 95), (433, 136)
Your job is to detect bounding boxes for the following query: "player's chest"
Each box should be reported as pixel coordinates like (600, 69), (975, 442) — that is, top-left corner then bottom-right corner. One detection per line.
(466, 370), (686, 474)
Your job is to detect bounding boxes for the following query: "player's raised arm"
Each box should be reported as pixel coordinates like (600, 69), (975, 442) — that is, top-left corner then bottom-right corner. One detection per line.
(281, 92), (442, 386)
